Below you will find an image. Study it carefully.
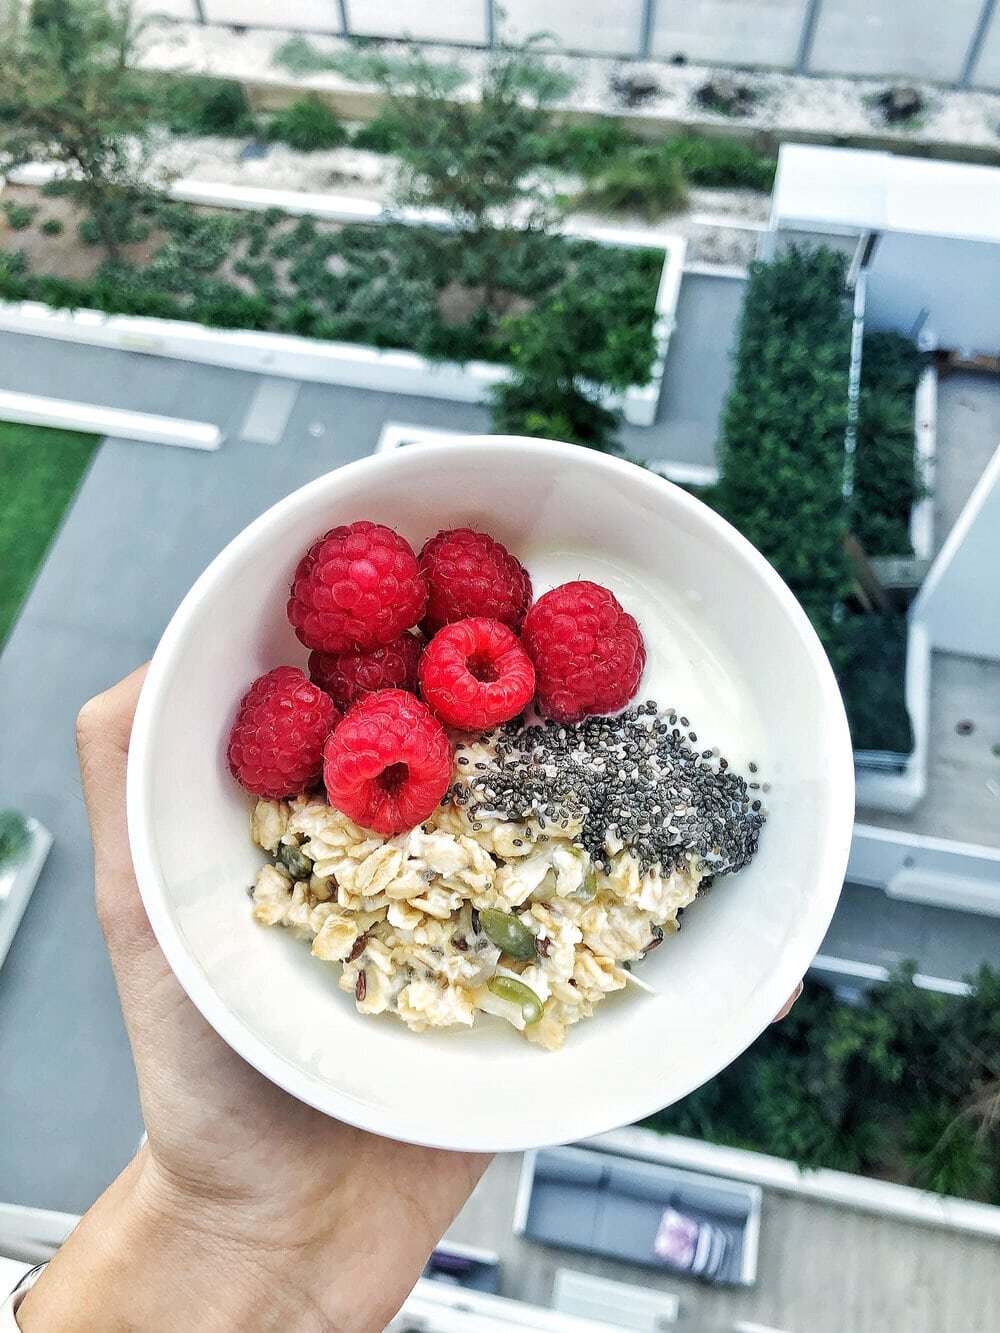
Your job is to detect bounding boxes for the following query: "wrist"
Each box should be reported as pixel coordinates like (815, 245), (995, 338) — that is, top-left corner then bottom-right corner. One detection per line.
(17, 1150), (349, 1333)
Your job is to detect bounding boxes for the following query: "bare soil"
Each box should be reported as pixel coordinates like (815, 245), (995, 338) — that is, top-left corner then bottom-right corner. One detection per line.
(0, 183), (164, 280)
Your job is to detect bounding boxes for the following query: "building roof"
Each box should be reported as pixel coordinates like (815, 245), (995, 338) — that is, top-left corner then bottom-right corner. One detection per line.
(772, 145), (1000, 246)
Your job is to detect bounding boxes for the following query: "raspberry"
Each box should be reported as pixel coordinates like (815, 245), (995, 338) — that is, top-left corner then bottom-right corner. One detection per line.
(227, 666), (339, 799)
(419, 528), (532, 635)
(418, 617), (535, 729)
(308, 633), (422, 709)
(288, 521), (427, 654)
(323, 689), (453, 836)
(522, 581), (646, 723)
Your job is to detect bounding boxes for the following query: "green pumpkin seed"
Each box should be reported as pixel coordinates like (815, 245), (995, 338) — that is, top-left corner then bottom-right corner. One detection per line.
(477, 908), (537, 960)
(278, 843), (312, 881)
(488, 975), (543, 1025)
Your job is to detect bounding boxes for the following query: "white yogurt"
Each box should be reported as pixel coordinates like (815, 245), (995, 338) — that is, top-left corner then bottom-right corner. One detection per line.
(522, 546), (769, 776)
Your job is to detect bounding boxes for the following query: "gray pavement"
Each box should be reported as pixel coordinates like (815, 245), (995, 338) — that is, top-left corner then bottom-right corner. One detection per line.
(819, 881), (1000, 983)
(0, 353), (498, 1214)
(447, 1151), (1000, 1333)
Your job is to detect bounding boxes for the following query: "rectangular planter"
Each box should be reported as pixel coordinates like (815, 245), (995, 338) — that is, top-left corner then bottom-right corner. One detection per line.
(0, 818), (52, 971)
(0, 171), (684, 428)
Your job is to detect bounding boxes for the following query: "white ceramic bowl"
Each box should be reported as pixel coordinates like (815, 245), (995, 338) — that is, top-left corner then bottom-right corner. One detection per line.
(127, 437), (854, 1152)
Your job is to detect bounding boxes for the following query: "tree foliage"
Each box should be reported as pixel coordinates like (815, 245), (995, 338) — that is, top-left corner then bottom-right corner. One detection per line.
(646, 965), (1000, 1203)
(0, 0), (155, 257)
(343, 37), (571, 239)
(714, 246), (854, 646)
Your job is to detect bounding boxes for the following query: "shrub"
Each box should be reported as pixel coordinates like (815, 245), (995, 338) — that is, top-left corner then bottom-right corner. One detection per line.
(851, 331), (926, 556)
(156, 75), (255, 137)
(265, 97), (348, 152)
(0, 810), (30, 871)
(714, 247), (853, 646)
(490, 272), (657, 452)
(577, 145), (688, 219)
(663, 135), (776, 192)
(40, 216), (64, 236)
(837, 613), (914, 755)
(350, 112), (409, 154)
(646, 964), (1000, 1204)
(2, 201), (39, 230)
(537, 119), (636, 178)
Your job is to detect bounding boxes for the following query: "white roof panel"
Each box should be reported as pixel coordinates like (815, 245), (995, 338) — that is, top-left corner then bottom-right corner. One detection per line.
(773, 145), (1000, 246)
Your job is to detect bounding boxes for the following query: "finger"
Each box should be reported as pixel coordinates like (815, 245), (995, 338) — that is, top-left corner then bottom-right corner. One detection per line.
(771, 980), (804, 1023)
(77, 665), (159, 960)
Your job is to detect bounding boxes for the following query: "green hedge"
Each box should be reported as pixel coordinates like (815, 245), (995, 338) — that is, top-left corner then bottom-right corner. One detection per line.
(852, 331), (926, 556)
(711, 248), (920, 756)
(714, 246), (854, 647)
(645, 965), (1000, 1204)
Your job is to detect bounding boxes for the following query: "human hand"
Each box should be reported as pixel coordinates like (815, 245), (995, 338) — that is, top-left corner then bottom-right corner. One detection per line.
(20, 667), (488, 1333)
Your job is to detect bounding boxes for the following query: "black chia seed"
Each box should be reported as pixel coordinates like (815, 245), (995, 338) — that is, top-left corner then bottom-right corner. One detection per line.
(450, 704), (766, 879)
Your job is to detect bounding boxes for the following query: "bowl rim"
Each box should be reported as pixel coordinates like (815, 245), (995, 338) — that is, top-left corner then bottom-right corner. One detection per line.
(126, 435), (855, 1151)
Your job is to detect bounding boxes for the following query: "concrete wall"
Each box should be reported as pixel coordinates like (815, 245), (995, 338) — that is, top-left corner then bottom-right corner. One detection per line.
(914, 444), (1000, 662)
(865, 233), (1000, 357)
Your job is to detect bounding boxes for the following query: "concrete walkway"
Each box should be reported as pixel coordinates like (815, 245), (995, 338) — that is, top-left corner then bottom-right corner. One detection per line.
(0, 359), (497, 1213)
(448, 1152), (1000, 1333)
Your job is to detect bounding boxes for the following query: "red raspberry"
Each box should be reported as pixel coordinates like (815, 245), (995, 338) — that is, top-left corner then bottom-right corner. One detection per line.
(418, 617), (535, 729)
(323, 689), (453, 836)
(419, 528), (532, 635)
(227, 666), (339, 799)
(522, 581), (646, 723)
(308, 633), (422, 709)
(287, 521), (427, 654)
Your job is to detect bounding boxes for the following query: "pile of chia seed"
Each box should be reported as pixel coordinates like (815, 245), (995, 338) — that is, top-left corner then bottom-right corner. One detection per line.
(450, 700), (766, 878)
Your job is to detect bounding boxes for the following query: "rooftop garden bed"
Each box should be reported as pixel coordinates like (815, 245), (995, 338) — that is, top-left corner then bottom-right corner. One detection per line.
(0, 184), (663, 381)
(645, 964), (1000, 1206)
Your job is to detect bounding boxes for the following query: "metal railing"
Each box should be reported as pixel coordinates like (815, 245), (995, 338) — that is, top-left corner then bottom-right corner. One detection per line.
(163, 0), (1000, 92)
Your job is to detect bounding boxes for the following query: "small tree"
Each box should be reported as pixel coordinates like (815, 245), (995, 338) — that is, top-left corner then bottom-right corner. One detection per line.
(337, 35), (573, 299)
(0, 0), (155, 257)
(490, 281), (656, 451)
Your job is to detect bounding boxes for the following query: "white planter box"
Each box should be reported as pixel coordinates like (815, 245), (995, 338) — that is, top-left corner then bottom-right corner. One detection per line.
(0, 172), (684, 429)
(585, 1126), (1000, 1240)
(0, 818), (52, 970)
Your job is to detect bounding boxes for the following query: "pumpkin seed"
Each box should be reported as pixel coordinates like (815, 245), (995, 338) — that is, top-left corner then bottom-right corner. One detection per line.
(488, 975), (542, 1025)
(478, 908), (537, 960)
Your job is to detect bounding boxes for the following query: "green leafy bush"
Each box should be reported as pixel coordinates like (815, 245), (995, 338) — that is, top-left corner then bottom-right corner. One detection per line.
(2, 201), (39, 230)
(577, 145), (688, 219)
(490, 265), (658, 451)
(0, 810), (30, 871)
(40, 216), (63, 236)
(646, 965), (1000, 1203)
(663, 135), (776, 191)
(837, 613), (914, 755)
(714, 246), (853, 645)
(350, 111), (410, 154)
(852, 331), (926, 556)
(265, 97), (348, 152)
(537, 119), (636, 178)
(155, 75), (255, 137)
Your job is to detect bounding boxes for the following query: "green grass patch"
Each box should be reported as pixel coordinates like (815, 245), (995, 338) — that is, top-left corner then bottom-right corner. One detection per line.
(0, 420), (98, 647)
